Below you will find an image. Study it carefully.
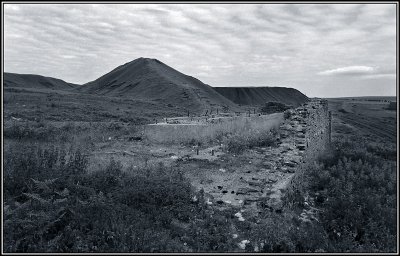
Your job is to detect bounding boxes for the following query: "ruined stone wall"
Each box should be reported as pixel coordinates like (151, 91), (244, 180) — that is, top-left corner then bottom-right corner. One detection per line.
(276, 98), (330, 173)
(277, 98), (331, 209)
(302, 99), (330, 162)
(188, 99), (332, 213)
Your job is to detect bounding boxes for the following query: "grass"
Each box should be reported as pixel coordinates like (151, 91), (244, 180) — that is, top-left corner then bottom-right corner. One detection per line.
(3, 140), (240, 253)
(3, 123), (397, 252)
(282, 132), (397, 252)
(3, 89), (396, 253)
(144, 114), (283, 149)
(4, 119), (143, 146)
(3, 87), (188, 124)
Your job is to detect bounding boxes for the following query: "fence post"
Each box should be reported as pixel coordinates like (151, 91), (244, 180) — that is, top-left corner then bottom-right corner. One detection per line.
(328, 111), (332, 145)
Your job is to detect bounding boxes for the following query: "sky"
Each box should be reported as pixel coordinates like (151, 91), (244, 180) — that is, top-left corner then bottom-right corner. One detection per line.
(3, 3), (397, 97)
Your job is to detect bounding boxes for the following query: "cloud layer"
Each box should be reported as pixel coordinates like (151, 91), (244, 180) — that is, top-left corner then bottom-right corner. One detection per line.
(4, 3), (397, 97)
(318, 66), (375, 76)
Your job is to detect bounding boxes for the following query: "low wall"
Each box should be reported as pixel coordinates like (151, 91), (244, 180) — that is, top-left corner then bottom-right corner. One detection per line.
(260, 98), (331, 211)
(273, 99), (331, 210)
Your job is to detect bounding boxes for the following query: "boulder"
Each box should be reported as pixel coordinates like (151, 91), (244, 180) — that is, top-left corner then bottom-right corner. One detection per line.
(236, 187), (261, 195)
(297, 144), (306, 150)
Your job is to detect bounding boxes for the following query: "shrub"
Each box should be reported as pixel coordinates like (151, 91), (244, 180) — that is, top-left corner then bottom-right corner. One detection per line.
(4, 142), (89, 198)
(283, 110), (292, 119)
(303, 136), (396, 252)
(260, 102), (291, 114)
(223, 129), (278, 154)
(144, 114), (282, 146)
(3, 145), (202, 253)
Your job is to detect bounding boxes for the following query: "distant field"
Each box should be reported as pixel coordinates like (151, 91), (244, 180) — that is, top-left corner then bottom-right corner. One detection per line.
(327, 96), (397, 102)
(3, 87), (191, 124)
(328, 97), (397, 143)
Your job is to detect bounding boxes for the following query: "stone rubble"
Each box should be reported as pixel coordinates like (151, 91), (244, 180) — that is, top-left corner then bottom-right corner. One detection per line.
(210, 99), (330, 213)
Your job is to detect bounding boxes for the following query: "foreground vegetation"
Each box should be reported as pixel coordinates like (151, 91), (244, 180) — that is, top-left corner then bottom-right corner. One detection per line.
(3, 116), (397, 252)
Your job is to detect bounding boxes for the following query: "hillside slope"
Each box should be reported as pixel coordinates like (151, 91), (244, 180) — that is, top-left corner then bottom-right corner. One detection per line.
(79, 58), (238, 113)
(4, 72), (77, 91)
(214, 87), (309, 107)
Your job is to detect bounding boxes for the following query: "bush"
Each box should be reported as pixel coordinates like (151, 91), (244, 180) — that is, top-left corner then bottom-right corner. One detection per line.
(3, 142), (206, 253)
(223, 129), (278, 154)
(303, 136), (396, 252)
(260, 102), (291, 114)
(4, 142), (89, 198)
(283, 110), (292, 119)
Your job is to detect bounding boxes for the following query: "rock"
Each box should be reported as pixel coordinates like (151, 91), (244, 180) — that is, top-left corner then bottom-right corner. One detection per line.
(297, 133), (306, 138)
(234, 212), (245, 221)
(128, 136), (142, 141)
(287, 168), (295, 173)
(261, 198), (283, 212)
(283, 161), (296, 168)
(262, 162), (274, 169)
(245, 196), (261, 203)
(297, 144), (306, 150)
(264, 189), (273, 195)
(236, 187), (260, 195)
(291, 116), (302, 121)
(280, 132), (289, 138)
(248, 180), (263, 187)
(238, 240), (250, 249)
(269, 168), (277, 173)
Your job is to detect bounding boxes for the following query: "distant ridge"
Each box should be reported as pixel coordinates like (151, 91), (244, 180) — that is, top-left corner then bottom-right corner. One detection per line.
(79, 57), (238, 112)
(4, 72), (78, 90)
(213, 86), (309, 107)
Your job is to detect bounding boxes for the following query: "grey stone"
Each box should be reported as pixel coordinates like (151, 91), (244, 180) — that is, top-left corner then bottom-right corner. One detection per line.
(236, 187), (260, 195)
(297, 144), (306, 150)
(248, 180), (263, 187)
(283, 161), (296, 167)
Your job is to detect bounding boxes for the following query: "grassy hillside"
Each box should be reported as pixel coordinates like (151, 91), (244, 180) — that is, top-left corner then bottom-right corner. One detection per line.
(214, 87), (309, 107)
(4, 72), (78, 91)
(79, 58), (239, 113)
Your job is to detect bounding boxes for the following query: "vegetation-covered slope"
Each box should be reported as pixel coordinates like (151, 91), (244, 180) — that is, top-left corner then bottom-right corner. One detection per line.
(79, 58), (238, 113)
(214, 87), (309, 107)
(4, 72), (78, 91)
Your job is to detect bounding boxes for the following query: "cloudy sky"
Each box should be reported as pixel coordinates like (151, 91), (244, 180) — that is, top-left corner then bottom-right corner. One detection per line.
(4, 3), (397, 97)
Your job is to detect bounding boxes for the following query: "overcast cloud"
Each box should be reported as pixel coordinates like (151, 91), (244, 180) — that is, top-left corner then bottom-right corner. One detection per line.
(4, 3), (397, 97)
